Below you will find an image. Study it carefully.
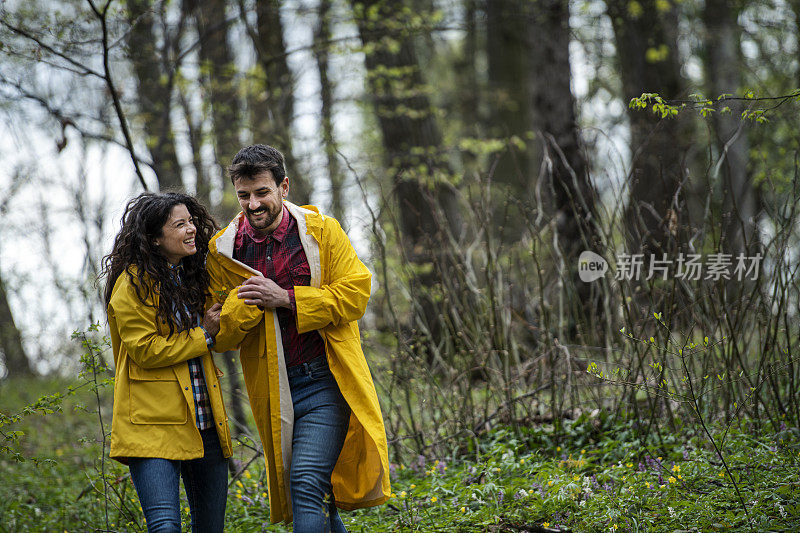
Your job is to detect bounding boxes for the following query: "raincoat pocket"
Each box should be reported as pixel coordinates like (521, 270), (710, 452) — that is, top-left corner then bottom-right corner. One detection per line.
(128, 363), (188, 425)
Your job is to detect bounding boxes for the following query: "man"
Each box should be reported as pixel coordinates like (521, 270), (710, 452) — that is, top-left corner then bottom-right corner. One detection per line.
(206, 144), (389, 531)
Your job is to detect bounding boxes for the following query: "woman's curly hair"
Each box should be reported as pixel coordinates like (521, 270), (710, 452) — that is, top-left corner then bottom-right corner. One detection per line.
(101, 192), (218, 336)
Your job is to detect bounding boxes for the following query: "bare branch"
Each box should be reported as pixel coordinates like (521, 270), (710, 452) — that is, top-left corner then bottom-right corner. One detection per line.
(0, 19), (103, 78)
(85, 0), (148, 190)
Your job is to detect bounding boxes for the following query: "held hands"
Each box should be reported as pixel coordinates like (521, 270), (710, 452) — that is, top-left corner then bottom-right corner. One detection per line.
(202, 303), (222, 338)
(238, 276), (291, 309)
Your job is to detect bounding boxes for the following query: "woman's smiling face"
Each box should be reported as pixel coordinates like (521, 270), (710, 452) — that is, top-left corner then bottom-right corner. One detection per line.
(155, 204), (197, 265)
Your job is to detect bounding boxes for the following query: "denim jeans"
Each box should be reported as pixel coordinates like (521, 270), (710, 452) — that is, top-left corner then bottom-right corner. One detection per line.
(129, 428), (228, 533)
(288, 356), (351, 533)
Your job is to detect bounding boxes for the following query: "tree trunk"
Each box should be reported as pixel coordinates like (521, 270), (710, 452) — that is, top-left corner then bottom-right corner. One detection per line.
(606, 0), (689, 257)
(704, 0), (754, 256)
(189, 0), (248, 436)
(350, 0), (464, 251)
(528, 0), (601, 327)
(0, 272), (32, 378)
(124, 0), (183, 191)
(248, 0), (311, 205)
(485, 0), (533, 240)
(190, 0), (240, 209)
(314, 0), (346, 223)
(177, 82), (211, 206)
(350, 0), (467, 365)
(459, 0), (480, 138)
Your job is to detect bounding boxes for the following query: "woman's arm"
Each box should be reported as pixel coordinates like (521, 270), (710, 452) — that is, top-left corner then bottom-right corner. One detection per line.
(110, 278), (208, 369)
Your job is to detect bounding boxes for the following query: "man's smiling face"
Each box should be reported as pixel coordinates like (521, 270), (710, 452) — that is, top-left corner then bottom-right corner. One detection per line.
(234, 171), (289, 235)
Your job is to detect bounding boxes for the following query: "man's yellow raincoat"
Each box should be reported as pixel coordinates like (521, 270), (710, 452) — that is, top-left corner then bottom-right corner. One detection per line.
(107, 269), (232, 462)
(206, 201), (390, 523)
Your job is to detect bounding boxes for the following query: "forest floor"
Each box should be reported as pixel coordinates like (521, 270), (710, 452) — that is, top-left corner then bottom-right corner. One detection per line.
(1, 377), (798, 532)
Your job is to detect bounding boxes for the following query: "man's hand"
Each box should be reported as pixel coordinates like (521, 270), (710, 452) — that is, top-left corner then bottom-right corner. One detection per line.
(238, 276), (291, 309)
(202, 303), (223, 337)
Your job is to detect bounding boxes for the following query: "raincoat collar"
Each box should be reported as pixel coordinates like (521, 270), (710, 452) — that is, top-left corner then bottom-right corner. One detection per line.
(211, 201), (325, 280)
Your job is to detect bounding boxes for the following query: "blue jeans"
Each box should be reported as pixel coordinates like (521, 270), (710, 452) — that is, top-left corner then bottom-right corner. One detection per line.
(288, 356), (351, 533)
(129, 428), (228, 533)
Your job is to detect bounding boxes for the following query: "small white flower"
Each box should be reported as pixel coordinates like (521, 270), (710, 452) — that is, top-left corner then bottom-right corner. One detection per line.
(778, 504), (787, 518)
(668, 506), (675, 518)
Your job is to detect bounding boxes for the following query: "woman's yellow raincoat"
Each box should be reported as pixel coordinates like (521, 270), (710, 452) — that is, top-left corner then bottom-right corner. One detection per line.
(107, 269), (232, 462)
(206, 201), (390, 523)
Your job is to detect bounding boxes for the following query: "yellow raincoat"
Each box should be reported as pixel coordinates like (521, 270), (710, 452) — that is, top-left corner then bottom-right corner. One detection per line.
(107, 269), (233, 462)
(206, 201), (390, 523)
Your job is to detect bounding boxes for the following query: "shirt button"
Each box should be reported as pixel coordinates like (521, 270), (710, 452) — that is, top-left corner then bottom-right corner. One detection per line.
(267, 256), (271, 261)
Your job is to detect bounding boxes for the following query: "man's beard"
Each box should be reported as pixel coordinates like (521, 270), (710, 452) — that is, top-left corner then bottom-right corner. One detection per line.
(246, 205), (281, 232)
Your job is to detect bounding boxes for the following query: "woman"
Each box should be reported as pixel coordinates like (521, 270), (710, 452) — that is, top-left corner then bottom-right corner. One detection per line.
(103, 192), (230, 533)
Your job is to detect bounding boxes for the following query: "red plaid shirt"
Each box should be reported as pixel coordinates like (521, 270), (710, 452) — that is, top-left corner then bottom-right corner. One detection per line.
(233, 206), (325, 367)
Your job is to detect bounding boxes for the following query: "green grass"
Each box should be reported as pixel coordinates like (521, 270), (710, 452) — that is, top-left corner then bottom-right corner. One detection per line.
(2, 378), (799, 532)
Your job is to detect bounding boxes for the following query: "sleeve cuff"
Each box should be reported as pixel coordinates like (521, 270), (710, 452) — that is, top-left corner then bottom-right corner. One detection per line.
(200, 326), (215, 348)
(288, 288), (297, 314)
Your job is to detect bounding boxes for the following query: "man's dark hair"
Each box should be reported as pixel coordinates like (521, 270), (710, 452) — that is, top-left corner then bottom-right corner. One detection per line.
(228, 144), (286, 186)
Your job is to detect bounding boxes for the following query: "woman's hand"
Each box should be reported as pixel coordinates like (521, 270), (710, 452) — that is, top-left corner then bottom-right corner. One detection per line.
(202, 303), (223, 338)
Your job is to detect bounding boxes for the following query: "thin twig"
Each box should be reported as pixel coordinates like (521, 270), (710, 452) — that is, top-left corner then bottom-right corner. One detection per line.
(86, 0), (148, 191)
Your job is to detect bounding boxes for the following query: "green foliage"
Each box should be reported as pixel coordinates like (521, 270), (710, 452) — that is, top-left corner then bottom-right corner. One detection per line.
(3, 378), (798, 532)
(629, 93), (683, 118)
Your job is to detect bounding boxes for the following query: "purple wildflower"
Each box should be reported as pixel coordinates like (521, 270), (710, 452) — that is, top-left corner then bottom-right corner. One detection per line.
(389, 463), (397, 479)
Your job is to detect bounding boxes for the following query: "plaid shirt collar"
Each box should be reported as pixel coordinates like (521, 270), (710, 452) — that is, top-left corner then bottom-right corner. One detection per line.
(241, 205), (291, 244)
(166, 261), (183, 276)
